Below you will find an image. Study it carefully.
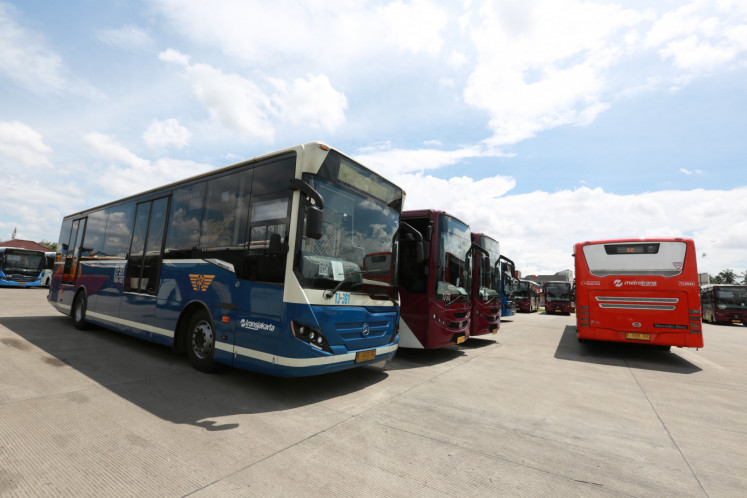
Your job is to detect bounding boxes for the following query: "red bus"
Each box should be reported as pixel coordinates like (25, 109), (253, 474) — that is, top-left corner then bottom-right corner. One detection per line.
(397, 210), (481, 348)
(543, 281), (573, 314)
(700, 284), (747, 325)
(515, 280), (541, 312)
(574, 238), (703, 349)
(470, 233), (501, 337)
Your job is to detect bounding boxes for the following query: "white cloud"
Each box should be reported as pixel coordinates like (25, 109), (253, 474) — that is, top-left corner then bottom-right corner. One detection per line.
(356, 143), (511, 178)
(150, 0), (451, 69)
(464, 0), (645, 147)
(0, 4), (101, 97)
(0, 121), (52, 167)
(96, 25), (153, 50)
(143, 118), (192, 150)
(647, 1), (747, 73)
(660, 35), (736, 71)
(679, 168), (703, 175)
(0, 4), (67, 94)
(269, 74), (347, 132)
(399, 183), (747, 277)
(83, 132), (213, 197)
(377, 0), (449, 56)
(160, 49), (348, 141)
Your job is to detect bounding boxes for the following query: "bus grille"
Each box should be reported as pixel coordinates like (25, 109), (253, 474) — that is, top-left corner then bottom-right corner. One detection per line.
(595, 296), (678, 311)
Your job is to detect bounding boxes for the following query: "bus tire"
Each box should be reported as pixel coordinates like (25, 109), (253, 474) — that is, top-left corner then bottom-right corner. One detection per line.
(186, 309), (217, 373)
(72, 292), (89, 330)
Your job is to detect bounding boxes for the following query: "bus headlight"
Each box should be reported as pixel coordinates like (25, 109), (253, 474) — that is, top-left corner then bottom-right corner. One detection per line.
(291, 321), (331, 352)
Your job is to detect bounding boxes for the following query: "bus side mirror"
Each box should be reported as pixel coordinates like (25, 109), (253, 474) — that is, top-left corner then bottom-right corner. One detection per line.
(306, 206), (323, 240)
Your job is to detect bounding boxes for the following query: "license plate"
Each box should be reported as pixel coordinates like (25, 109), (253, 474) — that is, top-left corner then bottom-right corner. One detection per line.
(456, 335), (466, 344)
(733, 320), (742, 324)
(626, 332), (650, 341)
(355, 349), (376, 363)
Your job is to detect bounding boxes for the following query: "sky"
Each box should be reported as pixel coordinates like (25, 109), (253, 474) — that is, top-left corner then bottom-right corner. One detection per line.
(1, 0), (746, 278)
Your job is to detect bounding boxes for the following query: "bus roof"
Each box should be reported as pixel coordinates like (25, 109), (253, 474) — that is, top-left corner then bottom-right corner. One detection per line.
(401, 209), (470, 228)
(574, 237), (694, 248)
(61, 141), (402, 220)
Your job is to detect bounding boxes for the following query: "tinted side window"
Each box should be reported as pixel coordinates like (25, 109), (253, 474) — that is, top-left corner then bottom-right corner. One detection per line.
(200, 170), (252, 249)
(165, 182), (206, 258)
(398, 217), (429, 294)
(57, 219), (73, 261)
(82, 210), (107, 258)
(244, 159), (294, 283)
(103, 204), (135, 258)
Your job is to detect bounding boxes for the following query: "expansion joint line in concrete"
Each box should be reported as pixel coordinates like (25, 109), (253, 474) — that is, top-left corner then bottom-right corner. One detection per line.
(624, 357), (709, 498)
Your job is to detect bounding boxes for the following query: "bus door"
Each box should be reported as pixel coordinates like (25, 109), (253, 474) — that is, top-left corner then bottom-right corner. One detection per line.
(58, 218), (87, 308)
(119, 197), (169, 338)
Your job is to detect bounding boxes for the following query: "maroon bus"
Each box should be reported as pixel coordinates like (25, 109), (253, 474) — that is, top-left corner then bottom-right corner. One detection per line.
(700, 284), (747, 325)
(470, 233), (502, 337)
(515, 280), (541, 312)
(543, 281), (573, 314)
(397, 210), (481, 348)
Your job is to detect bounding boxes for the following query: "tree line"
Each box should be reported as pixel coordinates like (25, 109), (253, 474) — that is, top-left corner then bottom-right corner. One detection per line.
(710, 269), (747, 285)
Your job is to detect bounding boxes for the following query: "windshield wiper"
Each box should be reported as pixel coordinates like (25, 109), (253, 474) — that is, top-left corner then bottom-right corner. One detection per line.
(323, 269), (387, 299)
(444, 293), (468, 308)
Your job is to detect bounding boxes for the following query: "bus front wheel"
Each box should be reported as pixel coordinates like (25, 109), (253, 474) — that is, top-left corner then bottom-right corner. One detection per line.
(72, 292), (88, 330)
(186, 309), (217, 373)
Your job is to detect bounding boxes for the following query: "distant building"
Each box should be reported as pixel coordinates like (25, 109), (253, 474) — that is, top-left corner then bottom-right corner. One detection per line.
(0, 239), (50, 252)
(523, 270), (573, 285)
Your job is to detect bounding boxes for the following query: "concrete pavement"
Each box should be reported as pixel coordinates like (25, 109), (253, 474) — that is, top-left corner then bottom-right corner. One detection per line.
(1, 287), (745, 496)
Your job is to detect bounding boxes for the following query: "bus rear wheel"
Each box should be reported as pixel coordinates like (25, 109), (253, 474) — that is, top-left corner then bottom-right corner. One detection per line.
(186, 309), (217, 372)
(72, 292), (88, 330)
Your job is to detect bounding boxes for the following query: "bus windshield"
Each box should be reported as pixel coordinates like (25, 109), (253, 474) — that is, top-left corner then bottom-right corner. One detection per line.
(716, 286), (747, 310)
(582, 241), (687, 277)
(545, 283), (571, 302)
(477, 235), (500, 301)
(435, 214), (471, 301)
(513, 281), (534, 300)
(2, 250), (44, 276)
(296, 160), (401, 299)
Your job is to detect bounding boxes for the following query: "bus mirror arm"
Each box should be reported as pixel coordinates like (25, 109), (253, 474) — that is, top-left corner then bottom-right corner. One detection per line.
(289, 178), (324, 209)
(399, 222), (424, 263)
(469, 243), (490, 260)
(290, 179), (324, 240)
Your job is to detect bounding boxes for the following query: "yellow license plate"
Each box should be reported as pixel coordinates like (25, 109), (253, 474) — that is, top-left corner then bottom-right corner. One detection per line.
(355, 349), (376, 363)
(456, 335), (466, 344)
(626, 332), (650, 341)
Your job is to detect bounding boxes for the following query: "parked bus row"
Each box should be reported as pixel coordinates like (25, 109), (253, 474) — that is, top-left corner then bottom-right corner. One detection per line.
(396, 210), (504, 349)
(43, 143), (722, 378)
(46, 143), (524, 378)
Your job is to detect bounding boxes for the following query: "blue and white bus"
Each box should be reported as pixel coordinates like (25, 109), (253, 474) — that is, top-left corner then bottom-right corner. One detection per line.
(499, 255), (517, 317)
(49, 142), (405, 377)
(0, 247), (46, 287)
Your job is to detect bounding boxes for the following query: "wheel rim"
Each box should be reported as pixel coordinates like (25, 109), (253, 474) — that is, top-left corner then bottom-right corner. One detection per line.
(191, 320), (214, 360)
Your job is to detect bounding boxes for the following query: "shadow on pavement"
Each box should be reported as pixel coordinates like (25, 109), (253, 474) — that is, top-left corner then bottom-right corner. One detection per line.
(1, 315), (389, 430)
(461, 337), (497, 349)
(386, 346), (465, 370)
(554, 325), (702, 374)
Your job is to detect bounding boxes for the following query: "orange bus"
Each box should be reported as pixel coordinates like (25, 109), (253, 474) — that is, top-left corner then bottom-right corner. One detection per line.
(574, 238), (703, 349)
